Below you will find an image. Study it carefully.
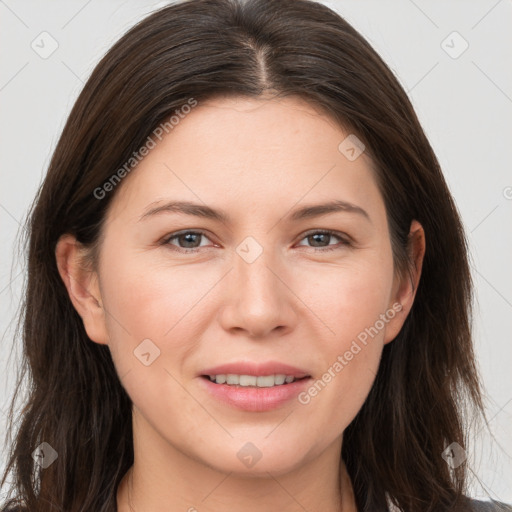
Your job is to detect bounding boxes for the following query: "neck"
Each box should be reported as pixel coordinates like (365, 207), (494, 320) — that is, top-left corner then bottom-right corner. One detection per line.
(116, 410), (357, 512)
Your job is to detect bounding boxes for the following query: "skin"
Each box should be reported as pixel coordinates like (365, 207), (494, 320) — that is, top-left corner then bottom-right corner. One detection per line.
(56, 95), (425, 512)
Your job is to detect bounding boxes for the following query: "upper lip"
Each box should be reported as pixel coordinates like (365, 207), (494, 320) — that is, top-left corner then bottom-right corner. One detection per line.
(200, 361), (311, 379)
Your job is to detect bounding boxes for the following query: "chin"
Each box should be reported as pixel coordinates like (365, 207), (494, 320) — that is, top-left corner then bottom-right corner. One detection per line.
(196, 436), (313, 477)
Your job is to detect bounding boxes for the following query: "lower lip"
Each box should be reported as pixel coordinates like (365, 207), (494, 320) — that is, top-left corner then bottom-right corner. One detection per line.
(199, 376), (312, 412)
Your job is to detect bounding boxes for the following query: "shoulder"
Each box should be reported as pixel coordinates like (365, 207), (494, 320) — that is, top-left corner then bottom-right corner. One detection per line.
(463, 498), (512, 512)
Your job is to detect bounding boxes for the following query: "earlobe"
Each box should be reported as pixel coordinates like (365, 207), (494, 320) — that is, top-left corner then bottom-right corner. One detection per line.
(55, 234), (110, 345)
(383, 220), (426, 344)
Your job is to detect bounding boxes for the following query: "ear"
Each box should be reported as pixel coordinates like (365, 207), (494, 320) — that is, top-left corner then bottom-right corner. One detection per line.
(55, 234), (110, 345)
(383, 219), (426, 344)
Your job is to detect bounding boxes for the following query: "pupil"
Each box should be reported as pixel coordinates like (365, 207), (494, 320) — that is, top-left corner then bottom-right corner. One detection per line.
(310, 233), (328, 247)
(181, 233), (199, 247)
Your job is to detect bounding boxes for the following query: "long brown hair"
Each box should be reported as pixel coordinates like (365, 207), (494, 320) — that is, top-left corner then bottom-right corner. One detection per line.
(1, 0), (488, 510)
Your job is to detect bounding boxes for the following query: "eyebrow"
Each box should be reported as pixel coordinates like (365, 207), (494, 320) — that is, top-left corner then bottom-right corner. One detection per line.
(138, 199), (371, 223)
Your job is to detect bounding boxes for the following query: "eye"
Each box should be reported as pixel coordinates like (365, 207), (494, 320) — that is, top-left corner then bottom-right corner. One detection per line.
(295, 230), (350, 252)
(162, 229), (350, 254)
(163, 230), (214, 253)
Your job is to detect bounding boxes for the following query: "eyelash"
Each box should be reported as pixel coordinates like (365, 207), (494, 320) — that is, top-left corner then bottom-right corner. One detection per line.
(161, 229), (351, 254)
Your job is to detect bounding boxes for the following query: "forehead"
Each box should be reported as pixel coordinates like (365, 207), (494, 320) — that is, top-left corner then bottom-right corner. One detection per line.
(106, 95), (384, 225)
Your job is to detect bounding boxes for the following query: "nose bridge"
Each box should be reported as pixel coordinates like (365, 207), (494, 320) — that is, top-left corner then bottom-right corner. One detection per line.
(220, 234), (296, 337)
(235, 235), (283, 306)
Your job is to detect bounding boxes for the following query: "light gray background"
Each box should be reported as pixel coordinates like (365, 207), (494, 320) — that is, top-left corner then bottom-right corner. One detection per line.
(1, 0), (511, 505)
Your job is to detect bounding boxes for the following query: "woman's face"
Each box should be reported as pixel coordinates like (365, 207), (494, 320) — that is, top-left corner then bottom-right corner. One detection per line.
(62, 95), (421, 477)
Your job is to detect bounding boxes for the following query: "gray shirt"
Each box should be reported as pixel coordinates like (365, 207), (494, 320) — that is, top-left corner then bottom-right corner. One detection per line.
(468, 500), (512, 511)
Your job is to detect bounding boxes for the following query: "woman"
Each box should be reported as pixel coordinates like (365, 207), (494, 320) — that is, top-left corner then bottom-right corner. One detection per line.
(1, 0), (509, 510)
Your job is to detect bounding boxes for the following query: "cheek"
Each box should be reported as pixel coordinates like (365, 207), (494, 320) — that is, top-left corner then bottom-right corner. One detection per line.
(292, 257), (393, 426)
(98, 247), (222, 385)
(292, 254), (395, 341)
(98, 255), (211, 424)
(101, 246), (216, 336)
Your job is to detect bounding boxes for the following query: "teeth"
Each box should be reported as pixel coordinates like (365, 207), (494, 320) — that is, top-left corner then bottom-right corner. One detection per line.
(257, 375), (275, 387)
(239, 375), (257, 386)
(208, 374), (299, 387)
(274, 374), (286, 385)
(226, 374), (239, 385)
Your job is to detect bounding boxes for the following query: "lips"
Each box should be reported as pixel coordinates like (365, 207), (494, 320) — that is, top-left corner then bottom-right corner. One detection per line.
(200, 361), (311, 379)
(198, 361), (312, 412)
(199, 374), (312, 412)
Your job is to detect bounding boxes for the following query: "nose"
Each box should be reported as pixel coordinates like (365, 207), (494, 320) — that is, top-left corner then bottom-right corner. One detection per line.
(218, 246), (298, 339)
